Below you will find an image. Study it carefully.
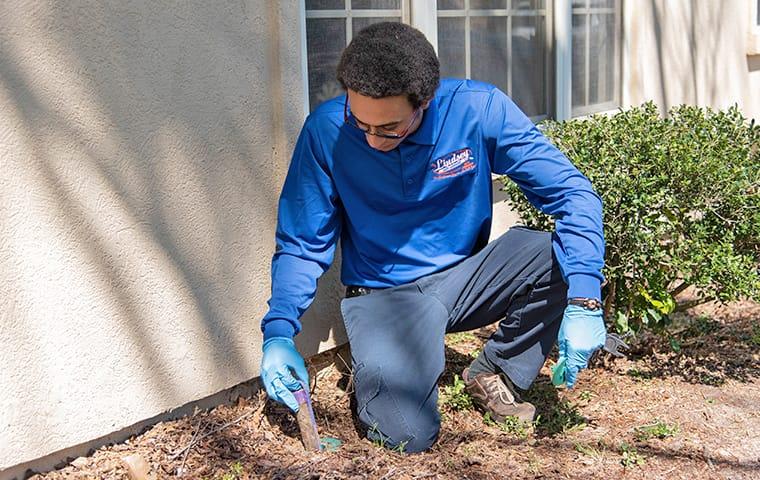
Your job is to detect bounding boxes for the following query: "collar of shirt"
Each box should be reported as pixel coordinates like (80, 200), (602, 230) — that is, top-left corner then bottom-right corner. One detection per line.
(402, 95), (440, 146)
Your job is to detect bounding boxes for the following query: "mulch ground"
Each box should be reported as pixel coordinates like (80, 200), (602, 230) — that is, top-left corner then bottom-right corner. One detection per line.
(32, 301), (760, 479)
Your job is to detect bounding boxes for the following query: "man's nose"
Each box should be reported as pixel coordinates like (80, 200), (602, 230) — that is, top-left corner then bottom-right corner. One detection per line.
(366, 133), (386, 150)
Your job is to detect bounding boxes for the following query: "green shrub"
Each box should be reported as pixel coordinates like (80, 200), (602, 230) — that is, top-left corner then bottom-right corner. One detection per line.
(501, 102), (760, 333)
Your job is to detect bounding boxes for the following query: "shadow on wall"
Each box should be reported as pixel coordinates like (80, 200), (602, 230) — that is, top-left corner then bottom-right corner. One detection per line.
(0, 0), (342, 425)
(649, 0), (736, 113)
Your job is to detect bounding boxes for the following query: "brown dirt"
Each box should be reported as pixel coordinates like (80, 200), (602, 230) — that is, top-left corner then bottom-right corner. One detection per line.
(31, 301), (760, 480)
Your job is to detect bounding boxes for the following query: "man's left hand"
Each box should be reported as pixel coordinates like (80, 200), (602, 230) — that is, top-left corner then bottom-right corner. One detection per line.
(556, 304), (606, 388)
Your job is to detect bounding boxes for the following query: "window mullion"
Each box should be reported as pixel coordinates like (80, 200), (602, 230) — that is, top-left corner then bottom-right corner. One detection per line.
(465, 0), (471, 79)
(506, 7), (512, 96)
(345, 0), (352, 43)
(409, 0), (437, 52)
(584, 10), (590, 106)
(555, 0), (572, 121)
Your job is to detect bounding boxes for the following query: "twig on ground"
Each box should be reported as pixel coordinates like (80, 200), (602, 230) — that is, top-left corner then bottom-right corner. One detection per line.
(380, 467), (397, 480)
(169, 408), (258, 461)
(177, 419), (205, 475)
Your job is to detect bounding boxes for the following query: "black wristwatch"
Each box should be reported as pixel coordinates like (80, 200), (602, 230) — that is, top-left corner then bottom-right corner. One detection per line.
(568, 297), (602, 311)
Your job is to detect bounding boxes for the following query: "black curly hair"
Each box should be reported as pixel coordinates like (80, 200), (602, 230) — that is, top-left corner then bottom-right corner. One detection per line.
(336, 22), (440, 109)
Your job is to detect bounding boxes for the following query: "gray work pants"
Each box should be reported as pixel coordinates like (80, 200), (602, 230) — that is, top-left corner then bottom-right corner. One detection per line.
(340, 226), (568, 452)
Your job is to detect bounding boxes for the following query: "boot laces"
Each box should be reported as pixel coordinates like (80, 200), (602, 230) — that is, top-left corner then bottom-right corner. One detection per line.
(481, 374), (516, 405)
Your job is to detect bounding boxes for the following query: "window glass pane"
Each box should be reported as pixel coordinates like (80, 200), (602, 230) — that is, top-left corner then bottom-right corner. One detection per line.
(511, 15), (546, 117)
(438, 0), (464, 9)
(571, 14), (587, 108)
(588, 13), (615, 104)
(306, 0), (344, 9)
(352, 16), (400, 36)
(572, 0), (587, 8)
(438, 17), (467, 78)
(470, 17), (508, 94)
(351, 0), (400, 8)
(306, 18), (346, 110)
(514, 0), (545, 9)
(588, 0), (614, 7)
(471, 0), (506, 9)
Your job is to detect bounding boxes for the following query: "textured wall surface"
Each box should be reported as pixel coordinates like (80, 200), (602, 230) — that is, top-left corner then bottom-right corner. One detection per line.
(623, 0), (760, 120)
(0, 1), (346, 475)
(4, 0), (759, 476)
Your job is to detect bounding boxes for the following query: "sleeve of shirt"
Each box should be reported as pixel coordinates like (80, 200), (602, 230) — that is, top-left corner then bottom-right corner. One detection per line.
(483, 88), (605, 300)
(261, 117), (342, 340)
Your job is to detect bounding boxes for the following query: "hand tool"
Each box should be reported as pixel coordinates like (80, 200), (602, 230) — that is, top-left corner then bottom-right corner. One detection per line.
(293, 386), (321, 451)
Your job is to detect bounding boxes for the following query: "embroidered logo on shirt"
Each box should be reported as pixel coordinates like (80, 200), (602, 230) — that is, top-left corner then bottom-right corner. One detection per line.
(431, 148), (476, 180)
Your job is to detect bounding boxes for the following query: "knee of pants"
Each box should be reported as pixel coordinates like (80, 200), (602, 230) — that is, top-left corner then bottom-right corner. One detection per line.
(354, 363), (440, 453)
(365, 423), (438, 453)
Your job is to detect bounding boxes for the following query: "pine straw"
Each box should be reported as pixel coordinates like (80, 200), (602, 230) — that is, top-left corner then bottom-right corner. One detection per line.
(32, 301), (760, 480)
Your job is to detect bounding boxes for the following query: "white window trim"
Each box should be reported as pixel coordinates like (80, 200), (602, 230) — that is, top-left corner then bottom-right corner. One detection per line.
(554, 0), (572, 121)
(299, 0), (310, 117)
(410, 0), (438, 52)
(567, 0), (621, 119)
(748, 0), (760, 55)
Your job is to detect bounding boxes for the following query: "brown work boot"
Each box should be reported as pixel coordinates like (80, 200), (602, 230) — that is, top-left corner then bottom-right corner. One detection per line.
(462, 368), (536, 424)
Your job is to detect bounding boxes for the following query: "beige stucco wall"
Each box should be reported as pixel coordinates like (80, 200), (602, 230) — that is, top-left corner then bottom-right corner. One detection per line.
(4, 0), (759, 476)
(623, 0), (760, 120)
(0, 1), (346, 476)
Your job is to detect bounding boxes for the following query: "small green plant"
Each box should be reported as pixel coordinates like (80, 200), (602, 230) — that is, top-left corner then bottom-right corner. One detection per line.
(534, 398), (587, 435)
(578, 390), (593, 401)
(394, 440), (408, 455)
(440, 375), (473, 411)
(368, 423), (387, 449)
(369, 426), (407, 453)
(634, 420), (679, 441)
(620, 442), (646, 467)
(470, 348), (482, 359)
(668, 336), (682, 353)
(219, 461), (245, 480)
(446, 332), (477, 345)
(525, 452), (543, 475)
(626, 367), (654, 380)
(574, 441), (602, 459)
(750, 322), (760, 346)
(483, 412), (531, 439)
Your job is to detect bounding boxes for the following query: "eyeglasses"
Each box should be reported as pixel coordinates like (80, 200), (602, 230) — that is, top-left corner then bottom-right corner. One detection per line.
(343, 99), (421, 139)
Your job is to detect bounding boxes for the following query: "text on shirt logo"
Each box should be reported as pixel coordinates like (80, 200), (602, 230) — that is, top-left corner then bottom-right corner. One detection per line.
(431, 148), (476, 180)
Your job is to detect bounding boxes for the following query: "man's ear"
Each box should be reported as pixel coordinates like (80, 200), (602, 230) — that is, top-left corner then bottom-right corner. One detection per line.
(421, 98), (432, 110)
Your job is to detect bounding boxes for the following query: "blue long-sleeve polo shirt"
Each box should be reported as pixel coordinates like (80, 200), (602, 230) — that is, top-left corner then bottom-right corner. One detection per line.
(262, 78), (605, 340)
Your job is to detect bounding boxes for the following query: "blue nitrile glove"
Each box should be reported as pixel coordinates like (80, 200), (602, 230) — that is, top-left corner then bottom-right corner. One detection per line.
(260, 337), (309, 412)
(556, 305), (606, 389)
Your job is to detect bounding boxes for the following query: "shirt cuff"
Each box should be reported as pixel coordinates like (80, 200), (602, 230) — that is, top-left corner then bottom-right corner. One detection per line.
(566, 273), (602, 300)
(262, 318), (296, 341)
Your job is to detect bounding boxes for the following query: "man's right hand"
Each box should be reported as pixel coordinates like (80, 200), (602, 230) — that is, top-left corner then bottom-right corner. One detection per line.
(260, 337), (309, 412)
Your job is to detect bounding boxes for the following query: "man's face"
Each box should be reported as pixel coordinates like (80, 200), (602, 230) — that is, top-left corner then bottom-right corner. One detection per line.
(346, 90), (427, 152)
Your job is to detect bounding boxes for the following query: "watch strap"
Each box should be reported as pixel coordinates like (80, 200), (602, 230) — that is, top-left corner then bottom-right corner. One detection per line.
(568, 297), (602, 311)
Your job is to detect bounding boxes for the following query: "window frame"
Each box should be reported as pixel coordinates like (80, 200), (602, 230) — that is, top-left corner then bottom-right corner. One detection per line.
(567, 0), (622, 118)
(748, 0), (760, 55)
(300, 0), (622, 121)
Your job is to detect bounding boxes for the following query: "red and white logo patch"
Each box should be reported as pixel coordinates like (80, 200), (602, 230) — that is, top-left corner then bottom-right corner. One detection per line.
(431, 148), (476, 180)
